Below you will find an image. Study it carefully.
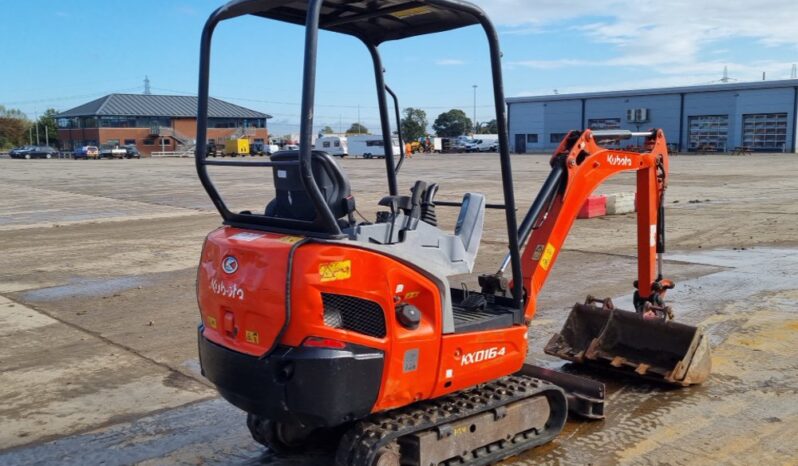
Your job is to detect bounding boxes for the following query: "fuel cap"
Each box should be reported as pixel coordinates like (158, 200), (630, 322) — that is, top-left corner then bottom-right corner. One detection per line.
(396, 304), (421, 330)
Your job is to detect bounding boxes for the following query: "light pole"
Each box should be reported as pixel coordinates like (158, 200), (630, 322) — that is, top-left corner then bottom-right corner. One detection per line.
(472, 84), (477, 135)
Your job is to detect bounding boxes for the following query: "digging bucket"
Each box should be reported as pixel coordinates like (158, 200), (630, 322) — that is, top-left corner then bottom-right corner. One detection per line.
(544, 302), (711, 386)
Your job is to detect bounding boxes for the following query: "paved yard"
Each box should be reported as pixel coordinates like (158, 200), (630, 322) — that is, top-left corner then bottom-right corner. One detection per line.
(0, 153), (797, 465)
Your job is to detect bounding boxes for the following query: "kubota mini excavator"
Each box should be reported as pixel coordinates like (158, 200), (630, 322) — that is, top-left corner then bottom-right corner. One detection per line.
(193, 1), (712, 464)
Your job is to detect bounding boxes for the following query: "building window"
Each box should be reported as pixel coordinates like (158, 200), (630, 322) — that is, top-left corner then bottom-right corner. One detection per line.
(143, 139), (155, 145)
(526, 134), (538, 143)
(105, 139), (120, 146)
(100, 116), (136, 128)
(80, 117), (98, 128)
(124, 139), (136, 146)
(742, 113), (787, 151)
(688, 115), (728, 151)
(588, 118), (621, 130)
(160, 138), (171, 146)
(550, 133), (568, 143)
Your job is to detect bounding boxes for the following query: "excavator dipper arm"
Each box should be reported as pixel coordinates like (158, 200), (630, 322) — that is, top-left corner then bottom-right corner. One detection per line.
(518, 129), (669, 322)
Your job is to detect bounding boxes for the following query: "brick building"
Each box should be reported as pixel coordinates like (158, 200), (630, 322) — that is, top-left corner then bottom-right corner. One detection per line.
(56, 94), (271, 155)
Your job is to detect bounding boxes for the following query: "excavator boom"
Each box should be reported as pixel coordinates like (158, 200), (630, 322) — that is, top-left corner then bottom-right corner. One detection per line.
(505, 129), (711, 385)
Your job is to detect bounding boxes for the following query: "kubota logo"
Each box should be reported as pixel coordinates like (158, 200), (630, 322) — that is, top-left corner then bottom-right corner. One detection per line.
(607, 154), (632, 166)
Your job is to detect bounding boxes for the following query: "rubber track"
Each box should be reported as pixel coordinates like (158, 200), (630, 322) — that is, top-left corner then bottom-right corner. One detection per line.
(334, 375), (568, 466)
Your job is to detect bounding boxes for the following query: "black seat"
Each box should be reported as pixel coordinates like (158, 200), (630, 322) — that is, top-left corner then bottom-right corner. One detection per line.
(266, 150), (355, 223)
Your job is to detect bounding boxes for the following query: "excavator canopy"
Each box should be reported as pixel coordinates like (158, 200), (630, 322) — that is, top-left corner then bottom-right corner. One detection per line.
(217, 0), (482, 45)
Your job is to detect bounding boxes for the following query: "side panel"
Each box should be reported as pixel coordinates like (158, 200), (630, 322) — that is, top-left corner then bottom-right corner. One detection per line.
(283, 244), (444, 413)
(198, 228), (294, 356)
(431, 326), (528, 398)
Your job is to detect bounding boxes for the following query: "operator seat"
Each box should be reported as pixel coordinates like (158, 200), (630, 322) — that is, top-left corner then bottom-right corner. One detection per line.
(265, 150), (355, 224)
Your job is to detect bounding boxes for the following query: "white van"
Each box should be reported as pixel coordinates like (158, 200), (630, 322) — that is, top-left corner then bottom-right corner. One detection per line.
(347, 135), (401, 159)
(314, 136), (348, 157)
(466, 137), (499, 152)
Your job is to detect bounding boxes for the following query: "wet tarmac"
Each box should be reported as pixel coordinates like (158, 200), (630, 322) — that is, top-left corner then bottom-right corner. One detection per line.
(2, 247), (796, 465)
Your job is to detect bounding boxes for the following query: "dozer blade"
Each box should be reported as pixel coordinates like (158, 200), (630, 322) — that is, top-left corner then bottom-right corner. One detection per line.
(544, 303), (711, 386)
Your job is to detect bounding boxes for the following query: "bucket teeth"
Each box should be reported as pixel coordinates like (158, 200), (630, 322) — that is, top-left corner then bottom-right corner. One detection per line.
(544, 303), (711, 386)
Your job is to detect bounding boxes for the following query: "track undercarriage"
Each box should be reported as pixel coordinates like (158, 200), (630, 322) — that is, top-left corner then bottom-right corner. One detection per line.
(249, 375), (567, 466)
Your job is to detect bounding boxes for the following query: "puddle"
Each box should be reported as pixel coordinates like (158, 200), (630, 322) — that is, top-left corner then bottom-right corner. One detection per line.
(518, 247), (798, 465)
(20, 276), (151, 302)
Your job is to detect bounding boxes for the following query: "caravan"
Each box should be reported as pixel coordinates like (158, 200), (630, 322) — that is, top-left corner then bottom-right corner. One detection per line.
(347, 135), (401, 159)
(314, 135), (348, 157)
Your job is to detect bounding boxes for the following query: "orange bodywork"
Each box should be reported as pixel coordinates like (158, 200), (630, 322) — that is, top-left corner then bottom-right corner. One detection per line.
(198, 228), (527, 413)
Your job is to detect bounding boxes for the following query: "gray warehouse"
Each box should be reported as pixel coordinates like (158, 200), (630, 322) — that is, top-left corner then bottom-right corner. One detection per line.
(507, 79), (798, 154)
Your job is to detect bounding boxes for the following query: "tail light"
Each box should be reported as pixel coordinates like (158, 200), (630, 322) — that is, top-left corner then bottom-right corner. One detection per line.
(302, 336), (347, 349)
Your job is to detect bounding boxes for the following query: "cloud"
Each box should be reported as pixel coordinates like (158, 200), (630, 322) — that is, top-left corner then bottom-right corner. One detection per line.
(482, 0), (798, 70)
(435, 58), (467, 66)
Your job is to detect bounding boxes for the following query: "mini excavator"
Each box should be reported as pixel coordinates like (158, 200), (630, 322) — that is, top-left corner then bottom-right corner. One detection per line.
(193, 1), (711, 464)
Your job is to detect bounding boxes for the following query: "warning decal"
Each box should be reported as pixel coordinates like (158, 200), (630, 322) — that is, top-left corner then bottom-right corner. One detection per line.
(279, 235), (303, 244)
(531, 244), (545, 261)
(539, 243), (556, 271)
(319, 260), (352, 282)
(245, 330), (259, 344)
(391, 6), (432, 19)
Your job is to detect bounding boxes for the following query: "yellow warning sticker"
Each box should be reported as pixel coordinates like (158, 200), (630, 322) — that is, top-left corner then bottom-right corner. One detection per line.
(245, 330), (259, 344)
(319, 260), (352, 282)
(391, 6), (432, 19)
(279, 235), (303, 244)
(206, 315), (217, 329)
(404, 291), (421, 300)
(539, 243), (556, 271)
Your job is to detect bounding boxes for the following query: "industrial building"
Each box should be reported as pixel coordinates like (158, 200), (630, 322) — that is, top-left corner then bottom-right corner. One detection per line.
(507, 79), (798, 154)
(56, 94), (271, 155)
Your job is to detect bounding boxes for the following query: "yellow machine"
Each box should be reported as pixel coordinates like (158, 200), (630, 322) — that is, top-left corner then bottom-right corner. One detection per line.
(225, 138), (250, 157)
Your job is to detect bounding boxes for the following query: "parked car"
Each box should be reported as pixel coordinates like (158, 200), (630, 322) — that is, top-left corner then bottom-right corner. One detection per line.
(9, 145), (60, 159)
(72, 145), (99, 160)
(123, 145), (141, 159)
(99, 145), (127, 159)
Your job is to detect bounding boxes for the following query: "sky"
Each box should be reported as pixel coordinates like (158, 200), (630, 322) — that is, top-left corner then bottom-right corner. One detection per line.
(1, 0), (797, 135)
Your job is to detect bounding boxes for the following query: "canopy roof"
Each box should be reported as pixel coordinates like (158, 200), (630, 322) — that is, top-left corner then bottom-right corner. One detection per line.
(219, 0), (482, 44)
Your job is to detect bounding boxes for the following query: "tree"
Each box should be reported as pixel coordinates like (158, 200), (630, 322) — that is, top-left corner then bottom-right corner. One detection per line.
(0, 105), (27, 119)
(0, 117), (29, 149)
(478, 119), (498, 134)
(34, 108), (59, 147)
(400, 107), (428, 141)
(432, 109), (472, 137)
(320, 126), (335, 134)
(0, 105), (30, 149)
(346, 122), (368, 135)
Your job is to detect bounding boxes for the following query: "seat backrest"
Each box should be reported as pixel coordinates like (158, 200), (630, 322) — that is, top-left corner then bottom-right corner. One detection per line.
(454, 192), (485, 258)
(268, 150), (353, 221)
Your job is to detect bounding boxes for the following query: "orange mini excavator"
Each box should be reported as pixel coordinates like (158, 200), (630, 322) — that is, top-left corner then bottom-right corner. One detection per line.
(193, 1), (711, 464)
